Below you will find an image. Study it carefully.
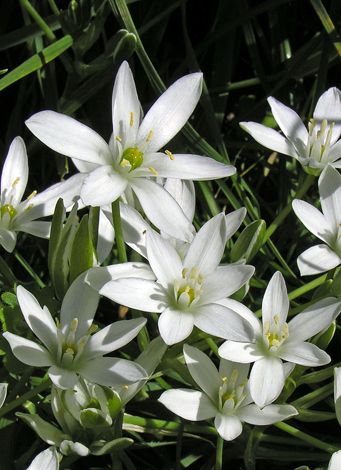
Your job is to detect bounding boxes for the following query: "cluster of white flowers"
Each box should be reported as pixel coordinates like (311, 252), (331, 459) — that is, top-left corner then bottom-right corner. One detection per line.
(2, 61), (341, 468)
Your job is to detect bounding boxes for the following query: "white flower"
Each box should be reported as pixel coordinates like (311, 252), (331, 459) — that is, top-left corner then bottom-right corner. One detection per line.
(293, 164), (341, 275)
(0, 137), (85, 252)
(159, 345), (297, 441)
(328, 450), (341, 470)
(26, 61), (235, 241)
(3, 273), (147, 389)
(95, 213), (255, 345)
(240, 88), (341, 175)
(27, 447), (59, 470)
(334, 367), (341, 426)
(0, 382), (8, 408)
(218, 271), (341, 408)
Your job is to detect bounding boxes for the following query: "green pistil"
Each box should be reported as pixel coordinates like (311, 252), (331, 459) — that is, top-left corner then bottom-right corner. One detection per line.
(0, 204), (17, 220)
(120, 147), (144, 171)
(177, 285), (195, 304)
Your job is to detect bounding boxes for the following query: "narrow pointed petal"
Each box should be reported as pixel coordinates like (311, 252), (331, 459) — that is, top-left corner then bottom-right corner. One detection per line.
(152, 154), (235, 180)
(158, 307), (194, 345)
(80, 166), (128, 206)
(225, 208), (247, 242)
(313, 88), (341, 144)
(0, 228), (17, 252)
(297, 245), (341, 275)
(48, 365), (78, 390)
(240, 122), (298, 158)
(334, 367), (341, 426)
(26, 111), (112, 165)
(268, 97), (308, 156)
(164, 179), (195, 222)
(130, 178), (194, 242)
(86, 262), (154, 291)
(97, 208), (115, 264)
(328, 450), (341, 470)
(3, 331), (54, 367)
(76, 357), (147, 387)
(17, 221), (51, 238)
(183, 344), (221, 403)
(27, 446), (59, 470)
(292, 199), (334, 245)
(81, 317), (146, 361)
(99, 278), (167, 313)
(262, 272), (288, 329)
(137, 73), (203, 153)
(0, 383), (8, 408)
(214, 413), (243, 441)
(16, 412), (66, 446)
(1, 137), (28, 206)
(218, 340), (263, 363)
(237, 403), (297, 425)
(278, 341), (330, 366)
(193, 303), (254, 342)
(146, 230), (182, 289)
(217, 298), (262, 335)
(287, 297), (341, 342)
(120, 202), (150, 258)
(327, 139), (341, 163)
(319, 164), (341, 227)
(159, 389), (217, 420)
(184, 213), (226, 275)
(249, 356), (284, 407)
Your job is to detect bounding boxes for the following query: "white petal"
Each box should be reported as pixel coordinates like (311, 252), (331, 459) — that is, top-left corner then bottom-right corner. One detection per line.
(27, 446), (59, 470)
(159, 389), (217, 421)
(327, 139), (341, 163)
(224, 208), (247, 242)
(193, 303), (254, 342)
(218, 340), (263, 363)
(214, 413), (243, 441)
(1, 137), (28, 206)
(137, 73), (203, 153)
(268, 97), (308, 156)
(262, 272), (288, 330)
(319, 164), (341, 228)
(164, 179), (195, 222)
(99, 278), (167, 313)
(297, 245), (341, 275)
(328, 450), (341, 470)
(81, 317), (146, 361)
(334, 367), (341, 426)
(76, 357), (147, 387)
(236, 403), (297, 425)
(97, 208), (115, 264)
(240, 122), (298, 158)
(216, 298), (262, 335)
(249, 356), (284, 407)
(120, 202), (150, 258)
(80, 166), (128, 206)
(48, 365), (78, 390)
(292, 199), (334, 245)
(0, 228), (17, 252)
(288, 296), (341, 342)
(278, 341), (330, 366)
(146, 230), (182, 289)
(3, 331), (54, 366)
(130, 178), (194, 242)
(184, 213), (226, 275)
(313, 88), (341, 144)
(16, 412), (66, 446)
(0, 383), (8, 408)
(59, 440), (90, 456)
(152, 154), (235, 180)
(18, 221), (51, 238)
(26, 110), (112, 165)
(183, 344), (221, 403)
(158, 307), (194, 345)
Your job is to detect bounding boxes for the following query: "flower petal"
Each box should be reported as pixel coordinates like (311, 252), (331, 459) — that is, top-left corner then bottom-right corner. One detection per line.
(319, 163), (341, 228)
(159, 389), (217, 421)
(0, 228), (17, 252)
(218, 340), (263, 363)
(328, 450), (341, 470)
(1, 137), (28, 206)
(292, 199), (334, 245)
(225, 208), (247, 243)
(313, 88), (341, 145)
(80, 166), (128, 206)
(164, 179), (195, 223)
(26, 110), (112, 165)
(249, 356), (284, 407)
(262, 272), (289, 331)
(214, 413), (243, 441)
(278, 341), (330, 366)
(27, 446), (59, 470)
(3, 331), (54, 367)
(158, 307), (194, 345)
(334, 367), (341, 426)
(297, 244), (341, 275)
(236, 403), (297, 425)
(16, 412), (66, 446)
(48, 365), (78, 390)
(216, 298), (262, 335)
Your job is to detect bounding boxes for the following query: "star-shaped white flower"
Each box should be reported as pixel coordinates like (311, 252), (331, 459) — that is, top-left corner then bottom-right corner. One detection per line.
(159, 345), (297, 441)
(0, 137), (85, 252)
(3, 274), (147, 389)
(240, 88), (341, 175)
(218, 271), (341, 407)
(26, 61), (235, 241)
(94, 213), (255, 345)
(293, 164), (341, 275)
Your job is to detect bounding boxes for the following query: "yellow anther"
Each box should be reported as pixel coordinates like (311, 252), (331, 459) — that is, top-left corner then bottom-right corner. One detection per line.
(27, 190), (37, 200)
(55, 318), (61, 329)
(146, 130), (154, 142)
(12, 177), (20, 188)
(116, 136), (122, 141)
(70, 318), (78, 333)
(198, 274), (204, 284)
(149, 167), (158, 176)
(240, 379), (248, 387)
(66, 347), (74, 355)
(320, 119), (328, 133)
(182, 268), (188, 279)
(165, 150), (174, 160)
(263, 321), (270, 334)
(130, 111), (134, 127)
(189, 267), (199, 280)
(121, 159), (130, 167)
(310, 118), (316, 126)
(274, 315), (279, 324)
(123, 385), (129, 390)
(230, 370), (238, 383)
(222, 376), (228, 382)
(87, 324), (98, 336)
(24, 204), (33, 212)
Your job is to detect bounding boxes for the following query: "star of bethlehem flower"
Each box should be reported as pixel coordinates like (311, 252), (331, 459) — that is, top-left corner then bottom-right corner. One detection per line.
(240, 87), (341, 175)
(218, 271), (341, 408)
(0, 137), (85, 252)
(3, 273), (147, 390)
(25, 61), (235, 242)
(159, 345), (297, 441)
(293, 164), (341, 275)
(92, 213), (255, 345)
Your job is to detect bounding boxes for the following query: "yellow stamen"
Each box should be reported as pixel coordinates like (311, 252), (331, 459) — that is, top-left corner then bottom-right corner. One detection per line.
(165, 150), (174, 160)
(149, 167), (158, 176)
(274, 315), (279, 324)
(24, 204), (33, 212)
(116, 136), (122, 142)
(146, 130), (154, 142)
(12, 177), (20, 188)
(130, 111), (134, 127)
(27, 190), (37, 200)
(121, 159), (130, 167)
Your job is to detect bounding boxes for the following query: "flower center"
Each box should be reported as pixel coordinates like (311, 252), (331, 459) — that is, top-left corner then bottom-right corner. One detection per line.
(0, 204), (17, 221)
(263, 314), (289, 350)
(219, 370), (248, 412)
(173, 267), (204, 308)
(308, 118), (334, 163)
(120, 147), (144, 171)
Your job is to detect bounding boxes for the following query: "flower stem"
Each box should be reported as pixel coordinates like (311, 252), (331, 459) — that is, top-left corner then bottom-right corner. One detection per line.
(263, 173), (315, 244)
(0, 377), (52, 419)
(0, 255), (16, 286)
(215, 434), (224, 470)
(112, 199), (127, 264)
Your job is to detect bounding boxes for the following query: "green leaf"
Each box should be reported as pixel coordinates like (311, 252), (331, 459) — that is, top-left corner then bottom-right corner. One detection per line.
(69, 214), (95, 284)
(230, 219), (266, 263)
(90, 437), (133, 456)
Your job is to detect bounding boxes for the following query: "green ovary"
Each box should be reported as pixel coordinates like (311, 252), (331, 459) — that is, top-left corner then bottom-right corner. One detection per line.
(0, 204), (17, 220)
(121, 147), (144, 171)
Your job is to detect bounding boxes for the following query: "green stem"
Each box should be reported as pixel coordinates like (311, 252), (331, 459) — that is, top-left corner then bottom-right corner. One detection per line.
(215, 434), (224, 470)
(0, 255), (16, 286)
(288, 273), (328, 301)
(263, 173), (315, 244)
(20, 0), (57, 41)
(112, 199), (127, 263)
(0, 377), (52, 419)
(47, 0), (60, 16)
(274, 421), (340, 453)
(14, 250), (45, 287)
